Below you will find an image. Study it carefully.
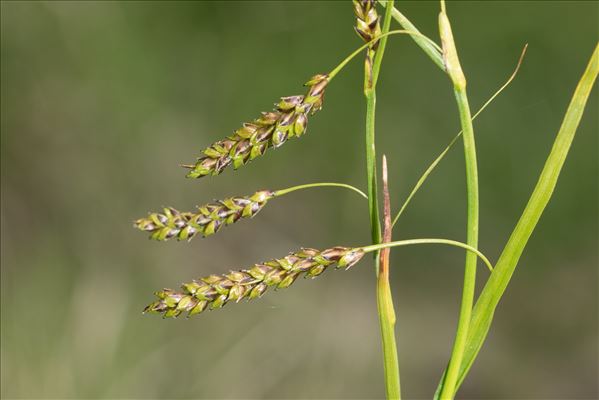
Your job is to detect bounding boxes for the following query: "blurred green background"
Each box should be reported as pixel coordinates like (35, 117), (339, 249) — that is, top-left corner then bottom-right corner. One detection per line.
(1, 1), (597, 399)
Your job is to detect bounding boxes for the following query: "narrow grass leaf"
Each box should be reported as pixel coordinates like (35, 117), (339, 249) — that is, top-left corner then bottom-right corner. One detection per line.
(379, 1), (444, 70)
(439, 43), (598, 397)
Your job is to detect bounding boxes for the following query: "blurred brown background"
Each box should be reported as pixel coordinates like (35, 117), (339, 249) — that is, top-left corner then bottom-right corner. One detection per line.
(1, 1), (597, 399)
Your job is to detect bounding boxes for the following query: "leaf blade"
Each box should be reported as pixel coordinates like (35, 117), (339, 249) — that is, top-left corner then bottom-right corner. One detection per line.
(451, 43), (598, 394)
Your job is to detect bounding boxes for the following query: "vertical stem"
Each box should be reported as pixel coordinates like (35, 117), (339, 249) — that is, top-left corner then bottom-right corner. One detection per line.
(365, 92), (382, 249)
(363, 1), (400, 398)
(378, 155), (401, 399)
(437, 5), (479, 399)
(439, 87), (478, 400)
(372, 0), (396, 87)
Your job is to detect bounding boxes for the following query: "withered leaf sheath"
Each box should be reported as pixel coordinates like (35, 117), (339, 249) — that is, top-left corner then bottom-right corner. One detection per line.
(144, 246), (365, 318)
(183, 74), (329, 179)
(134, 190), (274, 241)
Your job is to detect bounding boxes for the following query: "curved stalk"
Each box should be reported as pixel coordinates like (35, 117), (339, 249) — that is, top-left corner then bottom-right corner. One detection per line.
(361, 238), (493, 273)
(274, 182), (367, 199)
(392, 45), (527, 227)
(328, 30), (441, 81)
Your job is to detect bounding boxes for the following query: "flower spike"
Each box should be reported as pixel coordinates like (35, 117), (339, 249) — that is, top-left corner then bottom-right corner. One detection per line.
(135, 190), (274, 241)
(184, 74), (329, 179)
(144, 246), (365, 318)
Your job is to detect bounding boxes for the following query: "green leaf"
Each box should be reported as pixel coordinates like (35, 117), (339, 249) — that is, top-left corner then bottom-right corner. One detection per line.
(436, 43), (598, 397)
(381, 1), (444, 70)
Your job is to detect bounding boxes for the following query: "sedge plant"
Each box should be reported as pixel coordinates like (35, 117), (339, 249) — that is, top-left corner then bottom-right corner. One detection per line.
(135, 1), (598, 398)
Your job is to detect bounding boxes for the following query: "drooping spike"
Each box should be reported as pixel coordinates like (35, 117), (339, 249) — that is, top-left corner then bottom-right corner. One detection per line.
(143, 246), (365, 318)
(134, 190), (275, 242)
(184, 74), (329, 178)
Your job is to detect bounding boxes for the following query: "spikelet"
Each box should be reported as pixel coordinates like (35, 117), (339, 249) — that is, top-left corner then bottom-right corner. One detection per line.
(183, 74), (329, 179)
(134, 190), (274, 241)
(353, 0), (382, 48)
(144, 246), (365, 318)
(353, 0), (382, 79)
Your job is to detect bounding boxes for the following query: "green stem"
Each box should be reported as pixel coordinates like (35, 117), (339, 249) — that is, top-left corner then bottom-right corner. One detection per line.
(441, 76), (478, 400)
(437, 6), (479, 399)
(372, 0), (396, 87)
(361, 238), (493, 273)
(363, 2), (400, 399)
(274, 182), (367, 199)
(365, 93), (382, 247)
